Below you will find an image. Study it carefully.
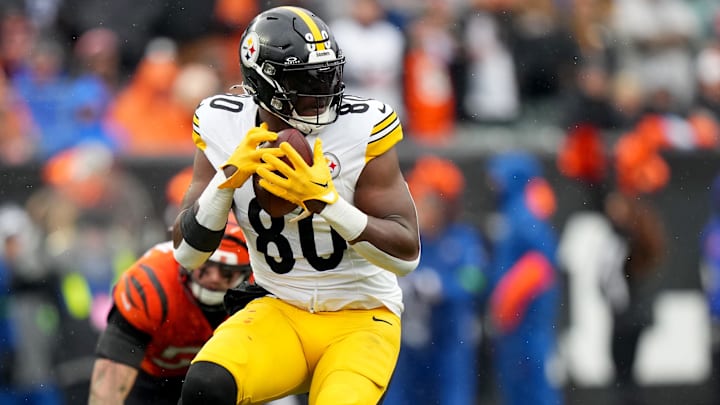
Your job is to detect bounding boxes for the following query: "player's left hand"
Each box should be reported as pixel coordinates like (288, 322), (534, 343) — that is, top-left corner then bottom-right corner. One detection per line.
(218, 123), (281, 189)
(256, 138), (338, 217)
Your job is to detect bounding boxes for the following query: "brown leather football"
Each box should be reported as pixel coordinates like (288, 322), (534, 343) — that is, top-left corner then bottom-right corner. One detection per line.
(252, 128), (313, 217)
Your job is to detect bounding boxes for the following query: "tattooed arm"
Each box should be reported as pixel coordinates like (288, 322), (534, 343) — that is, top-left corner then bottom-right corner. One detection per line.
(88, 359), (139, 404)
(89, 307), (151, 404)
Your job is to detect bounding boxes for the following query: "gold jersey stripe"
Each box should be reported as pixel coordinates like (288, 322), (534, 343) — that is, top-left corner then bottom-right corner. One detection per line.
(372, 111), (398, 135)
(366, 121), (403, 163)
(192, 113), (206, 150)
(283, 6), (325, 50)
(192, 129), (206, 151)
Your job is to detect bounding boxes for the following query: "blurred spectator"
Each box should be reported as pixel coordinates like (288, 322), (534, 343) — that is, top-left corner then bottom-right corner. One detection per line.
(562, 61), (621, 132)
(209, 0), (260, 89)
(556, 60), (621, 210)
(683, 38), (720, 159)
(0, 203), (62, 405)
(694, 39), (720, 119)
(700, 173), (720, 404)
(164, 165), (194, 230)
(24, 143), (163, 403)
(24, 0), (62, 32)
(0, 68), (37, 166)
(385, 155), (486, 405)
(568, 0), (615, 64)
(0, 206), (14, 403)
(11, 33), (120, 159)
(73, 27), (122, 94)
(106, 38), (201, 157)
(485, 152), (563, 405)
(458, 0), (520, 123)
(509, 0), (579, 113)
(69, 28), (124, 154)
(172, 63), (222, 118)
(331, 0), (405, 116)
(0, 8), (35, 77)
(12, 36), (88, 158)
(611, 0), (702, 113)
(57, 0), (217, 78)
(402, 1), (458, 144)
(610, 71), (646, 129)
(600, 191), (666, 405)
(614, 122), (670, 196)
(614, 107), (718, 197)
(556, 121), (609, 210)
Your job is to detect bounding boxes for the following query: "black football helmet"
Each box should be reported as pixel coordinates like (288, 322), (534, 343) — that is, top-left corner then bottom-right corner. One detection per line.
(239, 6), (345, 135)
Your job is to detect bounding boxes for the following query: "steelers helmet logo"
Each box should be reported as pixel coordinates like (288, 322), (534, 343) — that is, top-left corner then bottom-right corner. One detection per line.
(324, 152), (340, 179)
(241, 32), (260, 67)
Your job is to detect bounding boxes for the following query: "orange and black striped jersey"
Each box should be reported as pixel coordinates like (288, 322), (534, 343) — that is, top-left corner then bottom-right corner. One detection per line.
(112, 241), (221, 377)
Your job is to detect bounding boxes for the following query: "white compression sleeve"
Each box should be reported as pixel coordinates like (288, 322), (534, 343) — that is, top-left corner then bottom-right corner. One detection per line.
(352, 241), (420, 277)
(196, 170), (235, 230)
(174, 171), (235, 270)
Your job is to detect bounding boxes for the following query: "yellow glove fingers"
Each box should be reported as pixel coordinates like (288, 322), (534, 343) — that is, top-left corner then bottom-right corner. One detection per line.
(257, 177), (300, 205)
(252, 136), (339, 210)
(312, 138), (325, 166)
(252, 147), (284, 162)
(256, 164), (293, 189)
(245, 131), (278, 148)
(278, 142), (311, 171)
(260, 153), (298, 181)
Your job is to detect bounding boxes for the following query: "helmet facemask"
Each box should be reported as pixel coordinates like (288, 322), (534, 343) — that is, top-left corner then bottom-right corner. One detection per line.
(244, 54), (345, 135)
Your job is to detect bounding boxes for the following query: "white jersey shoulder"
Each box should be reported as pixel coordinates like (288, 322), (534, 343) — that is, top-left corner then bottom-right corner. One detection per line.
(195, 94), (405, 316)
(192, 93), (259, 170)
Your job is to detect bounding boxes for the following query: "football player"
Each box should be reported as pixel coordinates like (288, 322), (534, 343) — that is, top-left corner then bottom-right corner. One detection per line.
(89, 223), (251, 405)
(172, 6), (420, 405)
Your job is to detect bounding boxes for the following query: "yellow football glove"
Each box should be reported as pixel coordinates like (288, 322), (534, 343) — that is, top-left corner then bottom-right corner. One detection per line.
(218, 123), (282, 189)
(256, 138), (338, 217)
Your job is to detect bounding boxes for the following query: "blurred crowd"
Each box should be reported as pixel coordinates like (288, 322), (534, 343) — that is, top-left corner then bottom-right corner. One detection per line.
(0, 0), (719, 163)
(1, 0), (720, 404)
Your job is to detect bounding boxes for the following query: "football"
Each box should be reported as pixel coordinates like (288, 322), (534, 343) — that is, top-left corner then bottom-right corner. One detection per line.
(253, 128), (313, 217)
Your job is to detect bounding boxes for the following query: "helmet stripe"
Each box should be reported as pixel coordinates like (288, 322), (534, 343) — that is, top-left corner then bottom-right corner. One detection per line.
(283, 6), (326, 50)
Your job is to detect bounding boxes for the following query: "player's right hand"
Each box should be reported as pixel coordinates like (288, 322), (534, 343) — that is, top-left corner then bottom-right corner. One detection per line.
(219, 123), (282, 189)
(257, 138), (339, 216)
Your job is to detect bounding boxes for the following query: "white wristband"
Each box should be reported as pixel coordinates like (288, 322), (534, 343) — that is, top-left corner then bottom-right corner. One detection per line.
(196, 170), (235, 230)
(319, 197), (368, 241)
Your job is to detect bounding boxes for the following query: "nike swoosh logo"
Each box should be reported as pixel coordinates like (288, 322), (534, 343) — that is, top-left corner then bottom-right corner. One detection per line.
(378, 104), (387, 113)
(372, 316), (392, 326)
(311, 181), (328, 188)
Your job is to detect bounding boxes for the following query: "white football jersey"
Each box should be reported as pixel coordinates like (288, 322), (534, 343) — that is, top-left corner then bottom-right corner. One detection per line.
(191, 94), (405, 316)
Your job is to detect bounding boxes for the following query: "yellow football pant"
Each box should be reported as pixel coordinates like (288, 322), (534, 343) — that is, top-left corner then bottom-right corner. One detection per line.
(192, 296), (401, 405)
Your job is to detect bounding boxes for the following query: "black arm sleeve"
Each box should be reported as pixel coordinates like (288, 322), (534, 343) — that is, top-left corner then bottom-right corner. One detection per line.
(95, 306), (153, 369)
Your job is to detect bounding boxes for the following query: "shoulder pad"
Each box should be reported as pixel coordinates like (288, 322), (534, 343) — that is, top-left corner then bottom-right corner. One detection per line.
(113, 246), (177, 332)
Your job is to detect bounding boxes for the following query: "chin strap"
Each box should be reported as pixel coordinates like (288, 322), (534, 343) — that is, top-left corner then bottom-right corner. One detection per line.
(288, 108), (336, 135)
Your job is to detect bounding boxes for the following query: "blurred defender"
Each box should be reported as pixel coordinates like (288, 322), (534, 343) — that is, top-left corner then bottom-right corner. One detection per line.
(89, 223), (250, 405)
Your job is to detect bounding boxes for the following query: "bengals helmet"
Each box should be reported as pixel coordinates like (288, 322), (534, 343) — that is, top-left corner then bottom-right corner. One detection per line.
(239, 6), (345, 135)
(188, 222), (251, 307)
